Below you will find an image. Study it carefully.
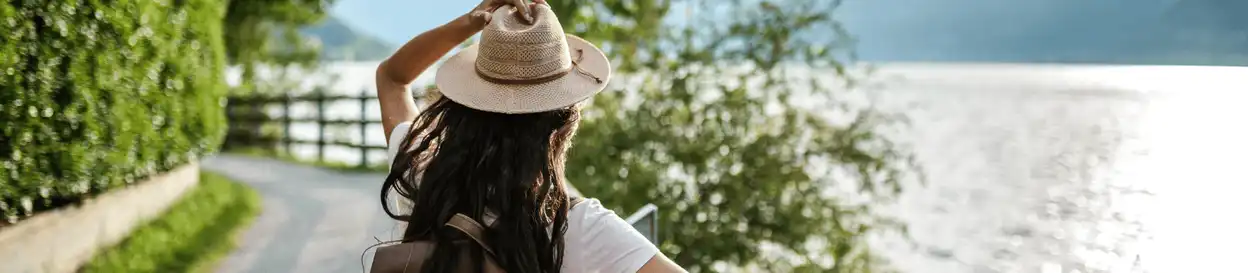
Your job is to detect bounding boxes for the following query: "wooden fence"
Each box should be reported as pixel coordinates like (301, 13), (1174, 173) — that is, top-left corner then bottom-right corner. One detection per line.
(225, 91), (661, 243)
(224, 91), (423, 168)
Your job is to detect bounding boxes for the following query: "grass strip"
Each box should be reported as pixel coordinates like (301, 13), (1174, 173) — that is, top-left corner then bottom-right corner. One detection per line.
(81, 171), (262, 273)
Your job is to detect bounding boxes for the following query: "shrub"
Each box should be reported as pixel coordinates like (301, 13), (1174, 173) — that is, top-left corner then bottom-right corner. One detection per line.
(0, 0), (228, 223)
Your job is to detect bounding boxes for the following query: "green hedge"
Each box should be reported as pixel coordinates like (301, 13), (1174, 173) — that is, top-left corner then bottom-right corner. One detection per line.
(0, 0), (228, 223)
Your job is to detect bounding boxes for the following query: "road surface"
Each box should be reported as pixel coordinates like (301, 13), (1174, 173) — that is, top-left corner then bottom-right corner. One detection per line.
(203, 155), (397, 273)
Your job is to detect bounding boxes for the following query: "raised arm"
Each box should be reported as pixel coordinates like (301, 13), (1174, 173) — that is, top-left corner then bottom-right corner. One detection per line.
(376, 0), (534, 142)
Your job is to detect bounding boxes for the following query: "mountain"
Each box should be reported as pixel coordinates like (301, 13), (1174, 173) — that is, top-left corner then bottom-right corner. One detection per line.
(301, 16), (395, 61)
(838, 0), (1248, 66)
(310, 1), (1248, 65)
(1166, 0), (1248, 29)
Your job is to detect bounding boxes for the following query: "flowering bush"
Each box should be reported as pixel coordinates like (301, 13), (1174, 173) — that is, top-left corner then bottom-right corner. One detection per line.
(0, 0), (228, 223)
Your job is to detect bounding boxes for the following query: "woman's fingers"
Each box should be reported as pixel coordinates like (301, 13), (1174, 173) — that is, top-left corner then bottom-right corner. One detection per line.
(467, 10), (492, 29)
(509, 0), (533, 22)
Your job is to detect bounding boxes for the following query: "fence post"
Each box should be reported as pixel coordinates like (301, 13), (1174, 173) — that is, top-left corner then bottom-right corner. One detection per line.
(316, 93), (326, 162)
(282, 93), (292, 154)
(358, 90), (369, 169)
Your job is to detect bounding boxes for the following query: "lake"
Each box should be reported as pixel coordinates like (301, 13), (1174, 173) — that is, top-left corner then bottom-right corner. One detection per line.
(866, 63), (1248, 273)
(256, 62), (1248, 273)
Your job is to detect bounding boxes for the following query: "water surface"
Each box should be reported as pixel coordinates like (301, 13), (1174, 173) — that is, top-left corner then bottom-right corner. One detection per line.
(866, 63), (1248, 273)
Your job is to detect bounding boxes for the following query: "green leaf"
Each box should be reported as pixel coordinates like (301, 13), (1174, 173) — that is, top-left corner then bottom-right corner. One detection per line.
(564, 0), (921, 271)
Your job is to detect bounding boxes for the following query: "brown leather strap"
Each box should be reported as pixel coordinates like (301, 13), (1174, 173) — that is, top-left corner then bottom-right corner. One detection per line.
(445, 214), (497, 257)
(442, 198), (585, 260)
(477, 67), (571, 85)
(474, 48), (603, 85)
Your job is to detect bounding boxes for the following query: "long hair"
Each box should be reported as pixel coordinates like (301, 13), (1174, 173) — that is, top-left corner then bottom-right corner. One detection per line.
(380, 95), (580, 273)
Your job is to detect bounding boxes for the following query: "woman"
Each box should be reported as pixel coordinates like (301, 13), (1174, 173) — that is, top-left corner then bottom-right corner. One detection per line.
(374, 0), (685, 272)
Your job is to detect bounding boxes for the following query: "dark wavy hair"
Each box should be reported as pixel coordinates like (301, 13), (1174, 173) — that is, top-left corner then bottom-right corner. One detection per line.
(380, 95), (580, 273)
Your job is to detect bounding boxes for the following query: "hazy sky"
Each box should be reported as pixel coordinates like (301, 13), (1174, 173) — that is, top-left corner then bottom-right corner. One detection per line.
(330, 0), (472, 45)
(331, 0), (1184, 44)
(333, 0), (1245, 65)
(329, 0), (693, 45)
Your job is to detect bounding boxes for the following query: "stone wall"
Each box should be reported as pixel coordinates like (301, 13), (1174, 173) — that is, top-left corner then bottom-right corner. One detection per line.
(0, 163), (201, 273)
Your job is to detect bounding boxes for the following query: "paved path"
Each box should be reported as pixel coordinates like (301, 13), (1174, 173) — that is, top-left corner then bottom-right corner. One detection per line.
(203, 155), (400, 273)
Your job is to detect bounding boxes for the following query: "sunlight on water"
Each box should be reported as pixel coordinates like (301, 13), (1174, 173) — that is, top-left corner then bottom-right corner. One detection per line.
(1129, 88), (1248, 272)
(866, 64), (1248, 273)
(1080, 65), (1248, 272)
(1081, 65), (1248, 94)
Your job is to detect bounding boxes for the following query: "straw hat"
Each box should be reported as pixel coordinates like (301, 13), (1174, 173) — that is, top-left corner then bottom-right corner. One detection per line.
(435, 4), (611, 114)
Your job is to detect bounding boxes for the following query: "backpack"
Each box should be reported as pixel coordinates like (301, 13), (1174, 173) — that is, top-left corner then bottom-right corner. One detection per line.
(370, 197), (585, 273)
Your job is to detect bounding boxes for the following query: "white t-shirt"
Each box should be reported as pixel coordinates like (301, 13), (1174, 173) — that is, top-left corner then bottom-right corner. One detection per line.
(385, 122), (659, 273)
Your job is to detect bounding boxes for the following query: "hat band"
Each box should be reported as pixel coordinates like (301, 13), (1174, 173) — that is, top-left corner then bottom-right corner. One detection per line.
(474, 49), (604, 85)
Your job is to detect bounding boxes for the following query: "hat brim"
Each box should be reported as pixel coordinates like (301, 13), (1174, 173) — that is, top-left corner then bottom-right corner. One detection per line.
(434, 35), (611, 114)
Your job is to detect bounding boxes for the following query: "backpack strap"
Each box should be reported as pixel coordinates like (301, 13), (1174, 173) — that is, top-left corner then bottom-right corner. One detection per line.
(444, 214), (497, 257)
(443, 197), (587, 257)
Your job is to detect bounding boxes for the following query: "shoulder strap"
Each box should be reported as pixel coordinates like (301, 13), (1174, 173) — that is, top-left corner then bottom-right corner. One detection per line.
(444, 198), (586, 256)
(371, 214), (503, 273)
(444, 214), (496, 257)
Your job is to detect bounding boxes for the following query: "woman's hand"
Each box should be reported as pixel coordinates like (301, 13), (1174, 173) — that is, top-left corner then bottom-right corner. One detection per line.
(378, 0), (543, 141)
(466, 0), (547, 29)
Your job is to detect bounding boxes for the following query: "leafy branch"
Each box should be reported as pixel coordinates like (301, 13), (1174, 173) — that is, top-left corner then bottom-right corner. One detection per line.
(565, 0), (921, 272)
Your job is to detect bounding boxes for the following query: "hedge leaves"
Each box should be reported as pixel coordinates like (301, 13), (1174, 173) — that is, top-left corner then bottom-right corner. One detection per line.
(0, 0), (228, 223)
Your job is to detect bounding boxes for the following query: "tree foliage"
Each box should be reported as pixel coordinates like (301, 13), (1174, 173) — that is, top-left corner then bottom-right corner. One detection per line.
(561, 0), (920, 271)
(223, 0), (334, 93)
(547, 0), (668, 72)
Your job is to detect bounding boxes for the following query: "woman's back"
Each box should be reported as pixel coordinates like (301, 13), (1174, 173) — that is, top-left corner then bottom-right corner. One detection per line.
(372, 1), (684, 272)
(385, 121), (661, 273)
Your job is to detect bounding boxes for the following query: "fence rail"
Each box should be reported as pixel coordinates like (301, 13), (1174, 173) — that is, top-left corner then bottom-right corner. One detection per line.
(225, 91), (424, 168)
